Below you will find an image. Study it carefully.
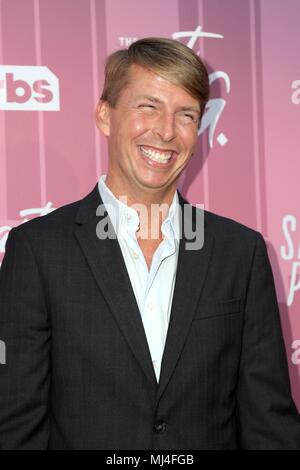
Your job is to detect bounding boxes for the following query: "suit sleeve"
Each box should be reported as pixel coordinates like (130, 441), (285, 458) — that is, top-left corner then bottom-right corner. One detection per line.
(0, 227), (50, 449)
(236, 232), (300, 449)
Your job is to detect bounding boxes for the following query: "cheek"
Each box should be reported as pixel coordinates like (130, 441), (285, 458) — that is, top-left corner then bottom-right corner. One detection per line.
(130, 114), (150, 134)
(110, 117), (149, 151)
(112, 116), (148, 141)
(134, 122), (144, 132)
(182, 129), (198, 151)
(178, 129), (198, 152)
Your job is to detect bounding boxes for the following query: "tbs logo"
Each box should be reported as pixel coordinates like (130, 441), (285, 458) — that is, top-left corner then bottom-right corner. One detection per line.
(0, 65), (60, 111)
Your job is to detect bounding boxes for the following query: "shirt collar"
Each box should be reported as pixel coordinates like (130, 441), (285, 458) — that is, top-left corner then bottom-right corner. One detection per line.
(98, 174), (180, 242)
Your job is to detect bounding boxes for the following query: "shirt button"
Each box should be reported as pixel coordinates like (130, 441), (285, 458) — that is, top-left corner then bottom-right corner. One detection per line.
(132, 251), (139, 260)
(154, 421), (167, 434)
(153, 360), (157, 369)
(126, 213), (132, 221)
(148, 302), (154, 310)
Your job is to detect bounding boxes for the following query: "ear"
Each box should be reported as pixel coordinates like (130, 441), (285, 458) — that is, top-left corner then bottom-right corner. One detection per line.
(95, 100), (111, 137)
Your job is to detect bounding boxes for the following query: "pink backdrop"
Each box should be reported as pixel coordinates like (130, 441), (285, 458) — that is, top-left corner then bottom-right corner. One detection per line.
(0, 0), (300, 410)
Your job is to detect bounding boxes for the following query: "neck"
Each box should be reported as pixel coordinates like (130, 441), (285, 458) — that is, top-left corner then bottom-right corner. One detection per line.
(105, 174), (176, 210)
(104, 174), (177, 239)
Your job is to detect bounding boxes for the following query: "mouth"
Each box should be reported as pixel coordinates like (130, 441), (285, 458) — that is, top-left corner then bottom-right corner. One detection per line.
(138, 145), (177, 166)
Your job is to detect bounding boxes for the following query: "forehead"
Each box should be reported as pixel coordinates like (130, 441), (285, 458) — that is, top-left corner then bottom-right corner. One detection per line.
(121, 64), (200, 108)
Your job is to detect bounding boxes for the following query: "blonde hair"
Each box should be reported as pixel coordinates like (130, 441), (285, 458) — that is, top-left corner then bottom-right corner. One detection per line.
(100, 37), (209, 117)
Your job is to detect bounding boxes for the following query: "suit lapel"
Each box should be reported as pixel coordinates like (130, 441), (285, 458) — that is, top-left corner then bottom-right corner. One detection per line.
(74, 184), (157, 387)
(156, 193), (215, 405)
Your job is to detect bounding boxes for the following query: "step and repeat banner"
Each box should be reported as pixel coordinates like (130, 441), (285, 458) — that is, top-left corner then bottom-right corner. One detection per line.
(0, 0), (299, 409)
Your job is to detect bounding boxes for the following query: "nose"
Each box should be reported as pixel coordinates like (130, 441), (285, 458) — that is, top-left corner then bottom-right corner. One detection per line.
(152, 111), (176, 142)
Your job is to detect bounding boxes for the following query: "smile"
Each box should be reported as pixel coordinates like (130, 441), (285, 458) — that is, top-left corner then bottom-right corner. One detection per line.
(139, 145), (173, 164)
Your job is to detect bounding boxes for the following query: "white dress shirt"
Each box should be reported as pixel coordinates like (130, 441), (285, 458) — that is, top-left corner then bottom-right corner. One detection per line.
(98, 175), (180, 382)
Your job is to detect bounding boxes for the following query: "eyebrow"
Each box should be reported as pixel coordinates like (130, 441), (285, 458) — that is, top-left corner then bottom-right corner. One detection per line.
(137, 94), (201, 114)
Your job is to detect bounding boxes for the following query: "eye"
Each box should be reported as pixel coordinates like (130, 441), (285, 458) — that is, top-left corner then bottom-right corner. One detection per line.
(178, 112), (198, 124)
(138, 104), (156, 109)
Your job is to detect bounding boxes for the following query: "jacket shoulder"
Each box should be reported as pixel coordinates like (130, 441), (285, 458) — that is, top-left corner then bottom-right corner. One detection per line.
(9, 197), (82, 240)
(203, 208), (262, 242)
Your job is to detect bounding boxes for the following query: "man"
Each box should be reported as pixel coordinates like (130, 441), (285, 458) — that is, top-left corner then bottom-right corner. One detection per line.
(0, 38), (300, 450)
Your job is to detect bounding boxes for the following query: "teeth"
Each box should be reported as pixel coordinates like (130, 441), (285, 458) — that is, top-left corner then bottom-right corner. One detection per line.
(140, 146), (172, 163)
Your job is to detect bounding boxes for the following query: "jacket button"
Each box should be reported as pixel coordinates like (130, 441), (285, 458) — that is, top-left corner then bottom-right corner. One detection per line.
(154, 421), (167, 434)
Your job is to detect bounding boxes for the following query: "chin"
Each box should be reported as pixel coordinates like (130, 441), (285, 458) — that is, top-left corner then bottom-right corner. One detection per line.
(133, 167), (175, 191)
(138, 178), (172, 191)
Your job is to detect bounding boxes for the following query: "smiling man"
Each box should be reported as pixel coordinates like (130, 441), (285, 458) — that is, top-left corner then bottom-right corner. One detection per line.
(0, 38), (300, 450)
(96, 59), (203, 270)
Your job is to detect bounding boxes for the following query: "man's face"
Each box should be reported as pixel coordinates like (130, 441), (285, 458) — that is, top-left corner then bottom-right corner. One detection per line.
(97, 64), (201, 197)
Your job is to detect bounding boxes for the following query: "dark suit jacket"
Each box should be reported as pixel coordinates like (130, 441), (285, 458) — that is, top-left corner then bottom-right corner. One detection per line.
(0, 184), (299, 450)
